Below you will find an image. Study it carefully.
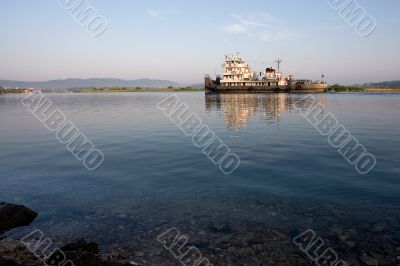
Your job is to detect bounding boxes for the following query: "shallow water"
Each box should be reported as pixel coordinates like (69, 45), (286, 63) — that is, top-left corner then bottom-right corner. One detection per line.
(1, 92), (400, 265)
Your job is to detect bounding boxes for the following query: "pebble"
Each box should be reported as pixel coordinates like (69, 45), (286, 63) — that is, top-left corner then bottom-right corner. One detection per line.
(338, 233), (350, 241)
(120, 250), (129, 259)
(345, 241), (356, 248)
(370, 223), (386, 233)
(135, 251), (145, 257)
(118, 226), (125, 231)
(360, 254), (378, 266)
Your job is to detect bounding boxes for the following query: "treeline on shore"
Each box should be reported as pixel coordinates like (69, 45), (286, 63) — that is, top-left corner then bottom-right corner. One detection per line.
(78, 85), (399, 93)
(0, 86), (205, 94)
(2, 85), (400, 94)
(0, 87), (32, 94)
(327, 84), (366, 92)
(327, 84), (400, 92)
(77, 86), (205, 93)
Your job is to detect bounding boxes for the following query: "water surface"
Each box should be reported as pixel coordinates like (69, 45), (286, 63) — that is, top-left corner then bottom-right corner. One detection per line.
(1, 92), (399, 265)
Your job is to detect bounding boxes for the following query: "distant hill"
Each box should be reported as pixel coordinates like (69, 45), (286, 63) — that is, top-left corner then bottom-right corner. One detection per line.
(356, 80), (400, 88)
(0, 78), (192, 89)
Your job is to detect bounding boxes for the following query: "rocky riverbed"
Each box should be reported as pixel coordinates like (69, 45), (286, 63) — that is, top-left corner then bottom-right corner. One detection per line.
(0, 202), (136, 266)
(2, 193), (400, 265)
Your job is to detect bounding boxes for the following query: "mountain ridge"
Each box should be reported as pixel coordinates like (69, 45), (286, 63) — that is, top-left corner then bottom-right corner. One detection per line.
(0, 78), (199, 89)
(354, 80), (400, 87)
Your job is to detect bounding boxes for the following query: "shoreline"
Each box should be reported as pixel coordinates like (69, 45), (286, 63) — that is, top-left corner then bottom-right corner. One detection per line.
(77, 87), (400, 93)
(2, 87), (400, 94)
(364, 87), (400, 92)
(77, 88), (205, 93)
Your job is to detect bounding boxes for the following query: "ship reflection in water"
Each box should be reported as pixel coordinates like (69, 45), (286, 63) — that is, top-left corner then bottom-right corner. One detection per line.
(205, 93), (326, 131)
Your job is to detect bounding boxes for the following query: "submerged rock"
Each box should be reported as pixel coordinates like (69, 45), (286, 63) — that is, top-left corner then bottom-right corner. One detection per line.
(61, 238), (99, 254)
(0, 256), (19, 266)
(208, 222), (232, 233)
(0, 237), (128, 266)
(360, 254), (378, 266)
(0, 203), (38, 233)
(0, 238), (41, 265)
(64, 251), (131, 266)
(61, 238), (132, 265)
(370, 223), (386, 233)
(64, 251), (105, 266)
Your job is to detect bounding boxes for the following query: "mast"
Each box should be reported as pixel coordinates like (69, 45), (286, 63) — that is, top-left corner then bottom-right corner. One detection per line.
(275, 58), (282, 72)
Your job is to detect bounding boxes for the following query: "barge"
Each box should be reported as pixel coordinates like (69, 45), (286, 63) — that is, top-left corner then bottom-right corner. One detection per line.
(205, 55), (327, 93)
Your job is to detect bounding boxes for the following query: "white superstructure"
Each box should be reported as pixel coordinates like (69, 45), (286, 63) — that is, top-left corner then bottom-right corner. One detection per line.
(219, 55), (291, 87)
(221, 55), (254, 83)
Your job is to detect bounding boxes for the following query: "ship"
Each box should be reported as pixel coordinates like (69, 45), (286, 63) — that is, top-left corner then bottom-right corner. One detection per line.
(205, 54), (327, 93)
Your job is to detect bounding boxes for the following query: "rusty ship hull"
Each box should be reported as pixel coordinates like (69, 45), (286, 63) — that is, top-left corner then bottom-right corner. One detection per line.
(205, 76), (327, 93)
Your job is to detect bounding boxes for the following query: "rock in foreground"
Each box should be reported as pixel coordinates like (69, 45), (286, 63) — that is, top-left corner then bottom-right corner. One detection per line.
(0, 238), (41, 265)
(0, 237), (129, 266)
(0, 202), (38, 233)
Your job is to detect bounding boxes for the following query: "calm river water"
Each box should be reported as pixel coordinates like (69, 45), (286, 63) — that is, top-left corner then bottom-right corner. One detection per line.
(1, 92), (399, 265)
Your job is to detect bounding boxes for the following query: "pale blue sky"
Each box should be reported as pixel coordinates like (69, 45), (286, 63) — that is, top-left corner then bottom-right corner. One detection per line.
(1, 0), (399, 84)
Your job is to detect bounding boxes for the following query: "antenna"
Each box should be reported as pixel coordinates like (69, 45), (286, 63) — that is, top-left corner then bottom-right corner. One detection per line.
(275, 58), (282, 72)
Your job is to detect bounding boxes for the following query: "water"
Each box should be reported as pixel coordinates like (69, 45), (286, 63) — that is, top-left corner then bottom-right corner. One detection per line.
(1, 92), (400, 265)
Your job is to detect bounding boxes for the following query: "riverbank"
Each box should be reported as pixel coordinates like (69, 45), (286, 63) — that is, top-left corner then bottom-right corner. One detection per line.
(3, 86), (400, 94)
(54, 86), (400, 94)
(364, 87), (400, 92)
(327, 84), (400, 92)
(77, 87), (204, 93)
(0, 88), (32, 94)
(0, 87), (205, 94)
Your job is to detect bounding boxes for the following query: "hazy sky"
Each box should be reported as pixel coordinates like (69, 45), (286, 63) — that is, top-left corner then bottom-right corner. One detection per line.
(1, 0), (399, 84)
